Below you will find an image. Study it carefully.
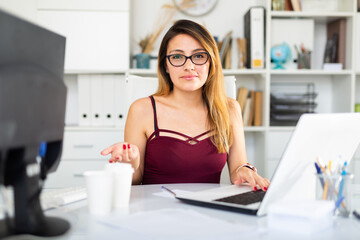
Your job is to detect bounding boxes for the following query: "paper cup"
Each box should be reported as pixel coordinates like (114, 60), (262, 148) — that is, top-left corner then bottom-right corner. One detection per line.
(84, 170), (113, 214)
(104, 163), (134, 208)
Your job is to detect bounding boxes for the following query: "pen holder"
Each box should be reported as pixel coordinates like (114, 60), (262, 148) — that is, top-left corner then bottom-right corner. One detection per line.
(315, 173), (353, 217)
(297, 52), (311, 69)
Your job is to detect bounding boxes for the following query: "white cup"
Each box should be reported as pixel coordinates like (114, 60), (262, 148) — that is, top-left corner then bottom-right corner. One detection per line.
(84, 170), (113, 214)
(104, 163), (134, 208)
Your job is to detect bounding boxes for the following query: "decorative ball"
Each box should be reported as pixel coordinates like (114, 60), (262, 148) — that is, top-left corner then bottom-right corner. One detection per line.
(271, 43), (292, 69)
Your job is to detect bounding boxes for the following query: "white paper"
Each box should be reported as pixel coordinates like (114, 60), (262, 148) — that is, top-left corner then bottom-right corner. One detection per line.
(96, 208), (256, 240)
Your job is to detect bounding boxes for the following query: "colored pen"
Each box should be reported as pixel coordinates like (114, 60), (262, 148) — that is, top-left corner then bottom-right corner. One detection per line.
(334, 196), (345, 211)
(337, 161), (348, 200)
(161, 186), (176, 197)
(314, 162), (324, 188)
(322, 178), (329, 200)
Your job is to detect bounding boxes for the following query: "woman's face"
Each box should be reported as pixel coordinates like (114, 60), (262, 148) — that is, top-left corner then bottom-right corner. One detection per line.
(165, 34), (210, 93)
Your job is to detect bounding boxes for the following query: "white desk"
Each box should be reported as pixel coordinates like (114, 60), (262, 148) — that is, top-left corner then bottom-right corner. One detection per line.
(47, 183), (360, 240)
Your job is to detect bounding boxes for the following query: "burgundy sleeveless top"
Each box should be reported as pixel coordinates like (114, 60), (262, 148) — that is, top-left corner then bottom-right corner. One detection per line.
(142, 96), (227, 184)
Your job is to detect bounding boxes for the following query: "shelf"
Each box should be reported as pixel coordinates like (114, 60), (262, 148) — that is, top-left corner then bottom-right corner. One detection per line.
(128, 68), (157, 76)
(128, 68), (268, 76)
(271, 11), (354, 22)
(65, 69), (127, 75)
(223, 69), (266, 75)
(65, 126), (124, 131)
(269, 126), (296, 132)
(270, 69), (353, 75)
(244, 126), (266, 132)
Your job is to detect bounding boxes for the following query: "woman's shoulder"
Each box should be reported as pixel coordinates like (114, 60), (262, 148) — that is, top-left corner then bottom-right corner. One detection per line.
(128, 96), (154, 117)
(227, 97), (241, 112)
(226, 97), (242, 121)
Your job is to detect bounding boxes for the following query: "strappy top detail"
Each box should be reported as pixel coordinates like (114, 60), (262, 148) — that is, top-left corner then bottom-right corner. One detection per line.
(148, 95), (211, 141)
(142, 96), (227, 185)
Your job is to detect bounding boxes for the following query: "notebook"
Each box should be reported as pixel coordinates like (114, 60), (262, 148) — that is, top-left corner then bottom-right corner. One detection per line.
(175, 113), (360, 216)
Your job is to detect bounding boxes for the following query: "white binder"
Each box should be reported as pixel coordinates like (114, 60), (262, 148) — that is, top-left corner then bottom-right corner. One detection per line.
(90, 75), (103, 126)
(114, 75), (127, 128)
(78, 75), (91, 126)
(102, 75), (115, 126)
(244, 7), (265, 69)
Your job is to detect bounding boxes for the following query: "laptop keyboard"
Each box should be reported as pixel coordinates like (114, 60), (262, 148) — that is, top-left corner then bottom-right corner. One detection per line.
(214, 190), (266, 205)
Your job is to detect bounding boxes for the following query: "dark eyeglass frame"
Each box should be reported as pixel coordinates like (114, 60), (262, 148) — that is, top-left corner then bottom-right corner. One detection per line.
(166, 52), (210, 67)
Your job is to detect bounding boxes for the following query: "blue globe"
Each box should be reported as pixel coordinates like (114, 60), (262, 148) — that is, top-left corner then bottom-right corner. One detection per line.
(271, 43), (291, 69)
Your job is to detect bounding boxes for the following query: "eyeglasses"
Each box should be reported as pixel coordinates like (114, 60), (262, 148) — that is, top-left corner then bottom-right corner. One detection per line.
(166, 52), (210, 67)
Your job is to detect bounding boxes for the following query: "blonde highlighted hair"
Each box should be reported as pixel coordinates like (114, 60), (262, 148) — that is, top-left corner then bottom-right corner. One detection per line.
(155, 19), (232, 153)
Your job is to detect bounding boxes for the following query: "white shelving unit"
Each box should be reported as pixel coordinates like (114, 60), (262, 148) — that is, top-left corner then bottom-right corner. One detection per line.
(127, 0), (360, 181)
(1, 0), (359, 186)
(53, 0), (360, 185)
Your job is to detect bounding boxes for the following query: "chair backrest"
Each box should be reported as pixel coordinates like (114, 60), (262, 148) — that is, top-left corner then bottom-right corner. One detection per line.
(126, 74), (236, 184)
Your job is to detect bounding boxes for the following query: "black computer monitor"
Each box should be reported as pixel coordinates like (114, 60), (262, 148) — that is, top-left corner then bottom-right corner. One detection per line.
(0, 9), (69, 237)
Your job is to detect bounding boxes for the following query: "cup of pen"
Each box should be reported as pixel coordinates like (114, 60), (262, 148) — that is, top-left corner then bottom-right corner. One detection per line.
(297, 52), (311, 69)
(316, 172), (354, 217)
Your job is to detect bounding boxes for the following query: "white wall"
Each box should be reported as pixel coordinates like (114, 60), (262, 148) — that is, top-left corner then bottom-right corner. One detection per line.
(0, 0), (37, 23)
(130, 0), (267, 69)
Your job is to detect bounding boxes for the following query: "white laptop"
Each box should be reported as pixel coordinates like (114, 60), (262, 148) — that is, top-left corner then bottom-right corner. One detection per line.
(175, 113), (360, 216)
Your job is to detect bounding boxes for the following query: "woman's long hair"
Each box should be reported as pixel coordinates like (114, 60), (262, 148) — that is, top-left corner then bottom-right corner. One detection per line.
(155, 19), (232, 153)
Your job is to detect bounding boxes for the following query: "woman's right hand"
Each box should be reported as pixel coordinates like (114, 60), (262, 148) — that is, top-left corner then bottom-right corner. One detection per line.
(101, 142), (140, 170)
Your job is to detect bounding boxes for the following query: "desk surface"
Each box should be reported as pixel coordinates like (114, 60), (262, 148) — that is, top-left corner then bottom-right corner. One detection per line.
(41, 184), (360, 240)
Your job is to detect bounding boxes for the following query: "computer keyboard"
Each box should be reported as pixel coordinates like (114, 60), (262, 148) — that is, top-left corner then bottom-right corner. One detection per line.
(40, 186), (87, 211)
(214, 190), (266, 205)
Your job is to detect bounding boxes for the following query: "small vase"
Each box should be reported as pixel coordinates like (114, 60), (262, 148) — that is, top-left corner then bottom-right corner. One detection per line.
(135, 53), (151, 69)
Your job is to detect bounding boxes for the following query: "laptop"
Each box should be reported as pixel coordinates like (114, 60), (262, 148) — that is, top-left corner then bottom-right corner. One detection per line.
(175, 113), (360, 216)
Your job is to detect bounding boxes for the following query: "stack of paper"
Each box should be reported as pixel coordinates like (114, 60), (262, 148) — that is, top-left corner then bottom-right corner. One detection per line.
(268, 200), (334, 235)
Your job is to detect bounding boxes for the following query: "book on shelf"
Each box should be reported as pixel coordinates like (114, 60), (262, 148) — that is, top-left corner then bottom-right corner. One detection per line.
(284, 0), (293, 11)
(290, 0), (301, 11)
(236, 87), (249, 112)
(323, 34), (338, 64)
(254, 91), (262, 126)
(236, 38), (247, 69)
(272, 0), (293, 11)
(219, 31), (232, 69)
(248, 90), (255, 126)
(237, 87), (262, 126)
(242, 94), (252, 126)
(326, 19), (346, 69)
(244, 6), (265, 69)
(224, 38), (232, 69)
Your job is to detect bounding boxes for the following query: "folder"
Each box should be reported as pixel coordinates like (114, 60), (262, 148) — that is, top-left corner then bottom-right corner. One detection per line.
(114, 75), (127, 128)
(244, 7), (265, 69)
(90, 75), (103, 126)
(78, 75), (91, 126)
(102, 75), (115, 127)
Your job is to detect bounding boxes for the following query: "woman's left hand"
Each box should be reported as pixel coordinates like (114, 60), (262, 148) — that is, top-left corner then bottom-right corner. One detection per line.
(233, 167), (270, 192)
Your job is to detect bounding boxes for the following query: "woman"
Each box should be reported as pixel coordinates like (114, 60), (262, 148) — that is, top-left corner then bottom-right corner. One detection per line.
(101, 19), (270, 191)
